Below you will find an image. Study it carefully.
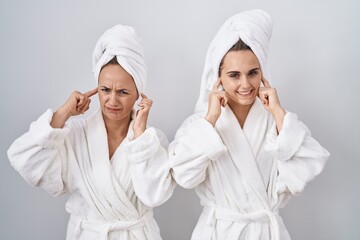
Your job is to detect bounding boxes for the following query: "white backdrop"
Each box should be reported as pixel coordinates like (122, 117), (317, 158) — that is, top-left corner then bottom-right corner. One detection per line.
(0, 0), (359, 239)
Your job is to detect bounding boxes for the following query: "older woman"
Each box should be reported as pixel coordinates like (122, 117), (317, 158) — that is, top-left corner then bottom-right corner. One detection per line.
(169, 9), (330, 239)
(8, 25), (175, 240)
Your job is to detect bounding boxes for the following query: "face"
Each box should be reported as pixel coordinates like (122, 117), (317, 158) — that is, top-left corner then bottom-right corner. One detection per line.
(220, 50), (262, 107)
(98, 64), (138, 122)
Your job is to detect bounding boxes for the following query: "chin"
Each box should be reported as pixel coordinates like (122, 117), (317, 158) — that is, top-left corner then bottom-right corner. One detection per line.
(239, 100), (255, 106)
(102, 110), (127, 121)
(232, 96), (256, 107)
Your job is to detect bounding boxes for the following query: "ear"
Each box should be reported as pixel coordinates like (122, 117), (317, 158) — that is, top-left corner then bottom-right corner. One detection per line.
(260, 73), (265, 87)
(218, 78), (224, 91)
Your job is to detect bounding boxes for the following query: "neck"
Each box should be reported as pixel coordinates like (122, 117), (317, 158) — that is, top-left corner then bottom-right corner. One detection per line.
(103, 114), (131, 139)
(228, 100), (254, 128)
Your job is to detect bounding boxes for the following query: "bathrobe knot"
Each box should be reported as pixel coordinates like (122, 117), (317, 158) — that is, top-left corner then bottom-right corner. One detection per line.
(204, 205), (280, 240)
(75, 210), (153, 240)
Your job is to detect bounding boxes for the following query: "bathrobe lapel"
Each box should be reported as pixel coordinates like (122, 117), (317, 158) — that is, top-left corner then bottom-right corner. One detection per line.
(85, 109), (139, 221)
(216, 98), (269, 204)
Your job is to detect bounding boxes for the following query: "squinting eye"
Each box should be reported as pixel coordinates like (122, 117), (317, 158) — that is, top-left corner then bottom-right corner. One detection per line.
(118, 90), (129, 95)
(101, 88), (110, 93)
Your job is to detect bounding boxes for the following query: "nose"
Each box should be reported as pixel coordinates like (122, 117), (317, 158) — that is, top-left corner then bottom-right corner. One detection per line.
(239, 76), (251, 87)
(108, 92), (119, 106)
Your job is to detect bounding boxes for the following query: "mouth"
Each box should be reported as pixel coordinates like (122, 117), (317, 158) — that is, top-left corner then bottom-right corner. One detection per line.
(236, 89), (254, 97)
(106, 107), (122, 113)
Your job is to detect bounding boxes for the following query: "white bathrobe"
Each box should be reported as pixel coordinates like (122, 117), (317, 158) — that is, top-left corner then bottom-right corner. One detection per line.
(169, 98), (330, 239)
(8, 108), (175, 240)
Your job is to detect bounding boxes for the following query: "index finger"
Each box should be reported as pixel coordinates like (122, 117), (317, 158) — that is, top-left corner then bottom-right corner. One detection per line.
(261, 77), (271, 88)
(84, 87), (98, 97)
(140, 93), (148, 99)
(212, 78), (222, 92)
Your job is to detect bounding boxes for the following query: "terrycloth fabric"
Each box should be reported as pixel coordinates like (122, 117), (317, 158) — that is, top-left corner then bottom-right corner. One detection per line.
(195, 9), (273, 113)
(8, 109), (175, 240)
(169, 98), (330, 239)
(92, 25), (147, 95)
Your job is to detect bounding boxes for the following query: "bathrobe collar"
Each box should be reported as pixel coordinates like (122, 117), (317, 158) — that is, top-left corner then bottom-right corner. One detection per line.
(216, 98), (269, 204)
(86, 108), (139, 221)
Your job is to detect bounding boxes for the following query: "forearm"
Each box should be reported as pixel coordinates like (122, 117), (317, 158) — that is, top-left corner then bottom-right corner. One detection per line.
(8, 109), (70, 194)
(271, 107), (286, 133)
(51, 106), (72, 128)
(205, 113), (219, 127)
(267, 112), (330, 195)
(170, 118), (227, 188)
(125, 128), (175, 206)
(132, 147), (175, 207)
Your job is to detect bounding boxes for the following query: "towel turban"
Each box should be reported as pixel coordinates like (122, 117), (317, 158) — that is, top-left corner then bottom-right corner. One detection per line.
(92, 25), (147, 95)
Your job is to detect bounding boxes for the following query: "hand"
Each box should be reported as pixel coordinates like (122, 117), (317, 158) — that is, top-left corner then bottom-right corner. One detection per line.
(205, 78), (228, 127)
(258, 77), (286, 132)
(132, 93), (152, 139)
(258, 77), (283, 114)
(51, 88), (98, 128)
(61, 88), (98, 117)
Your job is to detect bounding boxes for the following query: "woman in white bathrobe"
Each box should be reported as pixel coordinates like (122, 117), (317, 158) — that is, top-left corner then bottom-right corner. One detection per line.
(8, 25), (175, 240)
(169, 9), (330, 240)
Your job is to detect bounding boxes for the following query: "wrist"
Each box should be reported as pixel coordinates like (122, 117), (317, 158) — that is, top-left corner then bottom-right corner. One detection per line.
(271, 106), (286, 119)
(51, 107), (72, 128)
(132, 129), (145, 140)
(58, 105), (73, 119)
(271, 106), (286, 133)
(132, 123), (146, 140)
(205, 113), (219, 127)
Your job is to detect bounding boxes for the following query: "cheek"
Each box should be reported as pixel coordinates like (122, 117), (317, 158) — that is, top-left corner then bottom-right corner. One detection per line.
(99, 92), (111, 104)
(250, 76), (262, 89)
(222, 78), (239, 92)
(122, 97), (137, 109)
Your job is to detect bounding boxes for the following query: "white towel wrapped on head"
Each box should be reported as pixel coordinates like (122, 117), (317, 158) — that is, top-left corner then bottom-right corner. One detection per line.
(195, 9), (273, 113)
(92, 25), (147, 95)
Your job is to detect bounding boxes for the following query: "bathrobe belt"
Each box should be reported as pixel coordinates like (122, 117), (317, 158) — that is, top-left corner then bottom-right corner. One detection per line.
(203, 205), (280, 240)
(74, 210), (153, 240)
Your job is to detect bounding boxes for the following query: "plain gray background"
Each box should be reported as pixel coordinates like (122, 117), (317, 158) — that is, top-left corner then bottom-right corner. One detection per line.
(0, 0), (359, 239)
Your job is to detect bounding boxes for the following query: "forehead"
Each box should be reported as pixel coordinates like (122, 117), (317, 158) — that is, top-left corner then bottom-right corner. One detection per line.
(99, 64), (136, 89)
(222, 50), (260, 71)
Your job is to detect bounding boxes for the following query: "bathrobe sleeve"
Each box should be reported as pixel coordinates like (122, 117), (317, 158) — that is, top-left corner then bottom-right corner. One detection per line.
(266, 112), (330, 196)
(7, 109), (71, 196)
(169, 114), (227, 189)
(124, 127), (176, 207)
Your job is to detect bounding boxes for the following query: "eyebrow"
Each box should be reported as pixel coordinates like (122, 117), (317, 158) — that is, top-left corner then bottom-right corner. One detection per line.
(226, 68), (260, 74)
(100, 86), (133, 92)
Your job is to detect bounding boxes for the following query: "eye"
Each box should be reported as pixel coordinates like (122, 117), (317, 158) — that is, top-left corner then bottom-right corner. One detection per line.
(117, 90), (129, 95)
(101, 87), (110, 93)
(248, 71), (259, 77)
(229, 73), (240, 78)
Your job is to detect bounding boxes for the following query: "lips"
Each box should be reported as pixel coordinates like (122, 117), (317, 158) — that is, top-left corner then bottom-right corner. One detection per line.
(106, 107), (121, 113)
(236, 89), (254, 96)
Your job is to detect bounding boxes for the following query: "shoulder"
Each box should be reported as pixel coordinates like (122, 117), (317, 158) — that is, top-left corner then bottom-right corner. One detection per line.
(63, 110), (99, 137)
(65, 116), (87, 132)
(180, 112), (207, 128)
(171, 112), (210, 139)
